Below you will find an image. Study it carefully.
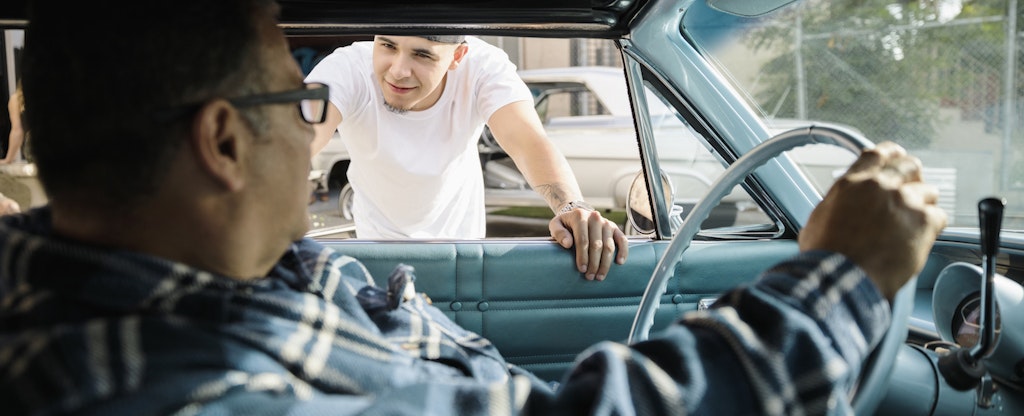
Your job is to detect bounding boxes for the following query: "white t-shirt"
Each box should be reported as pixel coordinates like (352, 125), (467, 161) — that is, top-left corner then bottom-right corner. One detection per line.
(306, 37), (533, 239)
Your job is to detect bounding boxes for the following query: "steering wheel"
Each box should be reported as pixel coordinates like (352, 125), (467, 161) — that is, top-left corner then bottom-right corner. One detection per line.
(626, 124), (913, 414)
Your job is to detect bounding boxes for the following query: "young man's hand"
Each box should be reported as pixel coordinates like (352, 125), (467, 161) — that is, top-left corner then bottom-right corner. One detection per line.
(550, 209), (629, 281)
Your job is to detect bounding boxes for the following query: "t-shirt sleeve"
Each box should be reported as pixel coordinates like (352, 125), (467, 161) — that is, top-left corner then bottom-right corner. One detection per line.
(469, 41), (534, 122)
(304, 44), (370, 120)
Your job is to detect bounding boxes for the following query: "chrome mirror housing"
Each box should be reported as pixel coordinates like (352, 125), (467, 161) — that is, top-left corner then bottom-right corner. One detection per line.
(626, 170), (680, 235)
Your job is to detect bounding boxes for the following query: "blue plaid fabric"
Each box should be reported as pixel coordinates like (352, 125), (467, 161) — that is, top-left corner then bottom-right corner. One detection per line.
(1, 208), (889, 415)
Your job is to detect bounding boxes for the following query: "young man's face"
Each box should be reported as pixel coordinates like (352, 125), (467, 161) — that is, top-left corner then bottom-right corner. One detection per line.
(372, 35), (467, 113)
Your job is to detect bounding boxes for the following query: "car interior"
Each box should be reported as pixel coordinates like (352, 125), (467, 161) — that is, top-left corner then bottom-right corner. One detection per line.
(1, 0), (1022, 415)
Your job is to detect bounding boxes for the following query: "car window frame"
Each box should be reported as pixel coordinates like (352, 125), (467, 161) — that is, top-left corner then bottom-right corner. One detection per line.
(620, 40), (792, 241)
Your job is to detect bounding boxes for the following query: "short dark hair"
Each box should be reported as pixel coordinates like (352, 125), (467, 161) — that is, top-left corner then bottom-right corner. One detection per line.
(417, 35), (466, 44)
(23, 0), (275, 207)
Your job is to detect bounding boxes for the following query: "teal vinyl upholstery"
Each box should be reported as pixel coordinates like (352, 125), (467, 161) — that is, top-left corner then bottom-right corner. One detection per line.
(324, 238), (800, 381)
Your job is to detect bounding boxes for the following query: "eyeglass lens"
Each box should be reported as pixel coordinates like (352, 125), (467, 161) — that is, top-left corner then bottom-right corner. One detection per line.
(300, 98), (326, 124)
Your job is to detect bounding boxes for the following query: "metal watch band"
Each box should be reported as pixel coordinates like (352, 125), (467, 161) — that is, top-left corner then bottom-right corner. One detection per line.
(558, 200), (593, 215)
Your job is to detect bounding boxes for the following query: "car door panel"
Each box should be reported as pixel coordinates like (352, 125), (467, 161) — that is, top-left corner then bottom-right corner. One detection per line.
(325, 238), (800, 381)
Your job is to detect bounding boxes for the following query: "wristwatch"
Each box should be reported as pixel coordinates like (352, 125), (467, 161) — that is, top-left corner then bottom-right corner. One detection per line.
(558, 200), (594, 215)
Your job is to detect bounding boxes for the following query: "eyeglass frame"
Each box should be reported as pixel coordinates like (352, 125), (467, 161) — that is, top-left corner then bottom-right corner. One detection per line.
(230, 82), (329, 124)
(155, 82), (329, 124)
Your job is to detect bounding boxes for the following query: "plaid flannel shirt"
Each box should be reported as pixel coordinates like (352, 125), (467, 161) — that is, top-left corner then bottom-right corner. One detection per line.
(1, 208), (889, 415)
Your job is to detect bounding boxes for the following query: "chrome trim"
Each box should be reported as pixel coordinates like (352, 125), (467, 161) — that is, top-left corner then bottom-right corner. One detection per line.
(697, 297), (717, 311)
(622, 41), (675, 239)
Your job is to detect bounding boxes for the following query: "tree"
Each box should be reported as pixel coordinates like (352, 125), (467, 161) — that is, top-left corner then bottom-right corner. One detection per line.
(747, 0), (1007, 148)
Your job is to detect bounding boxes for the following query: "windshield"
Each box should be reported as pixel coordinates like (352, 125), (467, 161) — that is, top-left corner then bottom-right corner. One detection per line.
(682, 0), (1023, 233)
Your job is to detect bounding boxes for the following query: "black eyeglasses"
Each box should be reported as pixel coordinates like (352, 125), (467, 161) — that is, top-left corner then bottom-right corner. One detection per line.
(156, 82), (329, 124)
(229, 82), (329, 124)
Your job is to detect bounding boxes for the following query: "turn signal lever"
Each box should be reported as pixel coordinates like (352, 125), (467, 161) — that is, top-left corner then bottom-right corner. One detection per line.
(937, 197), (1005, 390)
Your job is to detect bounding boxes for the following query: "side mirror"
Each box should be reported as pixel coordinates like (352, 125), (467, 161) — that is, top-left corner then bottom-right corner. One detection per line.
(625, 170), (678, 235)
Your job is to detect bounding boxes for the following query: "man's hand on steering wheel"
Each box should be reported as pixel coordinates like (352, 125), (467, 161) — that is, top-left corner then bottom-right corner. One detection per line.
(799, 141), (948, 299)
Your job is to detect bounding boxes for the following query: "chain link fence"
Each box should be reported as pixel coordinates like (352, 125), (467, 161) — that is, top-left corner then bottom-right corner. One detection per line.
(503, 4), (1024, 229)
(734, 1), (1024, 228)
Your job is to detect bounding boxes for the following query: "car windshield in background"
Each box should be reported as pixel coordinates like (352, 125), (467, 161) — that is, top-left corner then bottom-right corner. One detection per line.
(682, 0), (1024, 232)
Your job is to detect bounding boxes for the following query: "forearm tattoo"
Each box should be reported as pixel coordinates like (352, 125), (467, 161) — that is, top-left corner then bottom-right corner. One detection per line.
(533, 183), (578, 213)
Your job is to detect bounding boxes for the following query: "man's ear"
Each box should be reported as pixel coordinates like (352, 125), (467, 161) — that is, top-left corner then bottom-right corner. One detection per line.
(449, 43), (469, 70)
(190, 99), (249, 192)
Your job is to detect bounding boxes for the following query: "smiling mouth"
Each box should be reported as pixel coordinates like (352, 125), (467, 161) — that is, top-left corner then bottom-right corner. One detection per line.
(386, 81), (415, 93)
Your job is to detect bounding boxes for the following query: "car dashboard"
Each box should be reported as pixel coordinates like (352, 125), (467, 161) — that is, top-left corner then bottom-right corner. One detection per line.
(880, 231), (1024, 415)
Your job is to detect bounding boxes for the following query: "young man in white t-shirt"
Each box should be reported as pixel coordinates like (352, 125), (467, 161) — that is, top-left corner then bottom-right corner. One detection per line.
(306, 35), (628, 281)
